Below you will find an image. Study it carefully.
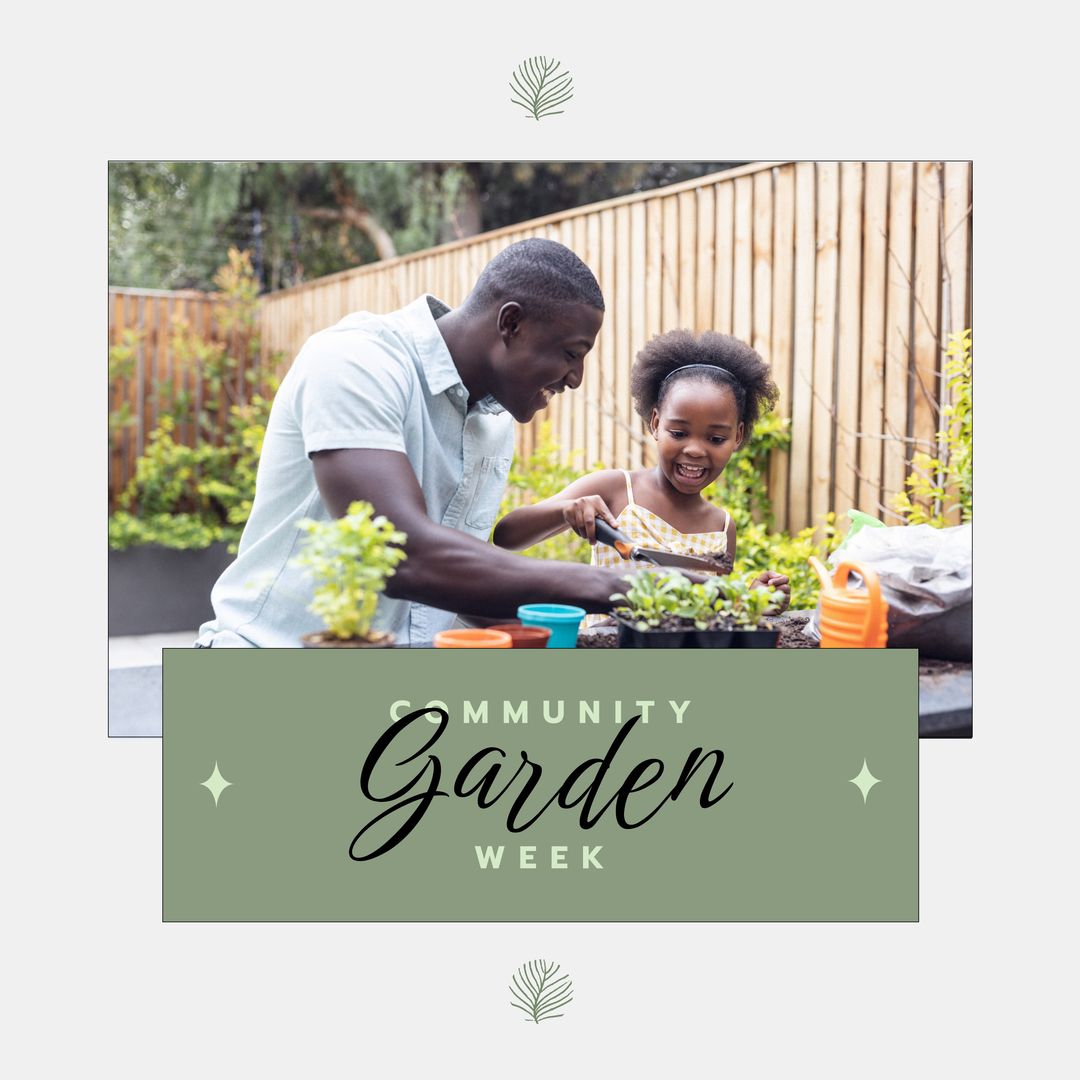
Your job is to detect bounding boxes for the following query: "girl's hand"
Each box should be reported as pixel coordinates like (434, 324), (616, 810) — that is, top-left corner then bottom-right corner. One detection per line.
(562, 495), (618, 545)
(751, 570), (791, 610)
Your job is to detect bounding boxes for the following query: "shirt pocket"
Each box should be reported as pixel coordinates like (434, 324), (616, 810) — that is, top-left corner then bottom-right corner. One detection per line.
(464, 455), (512, 530)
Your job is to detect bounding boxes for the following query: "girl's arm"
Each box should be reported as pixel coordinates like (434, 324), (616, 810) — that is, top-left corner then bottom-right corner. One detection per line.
(492, 469), (626, 550)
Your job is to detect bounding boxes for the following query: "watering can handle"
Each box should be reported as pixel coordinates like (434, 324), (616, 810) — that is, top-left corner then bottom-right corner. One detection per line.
(833, 561), (884, 643)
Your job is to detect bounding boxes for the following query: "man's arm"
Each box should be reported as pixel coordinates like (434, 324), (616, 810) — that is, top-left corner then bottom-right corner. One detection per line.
(312, 448), (628, 617)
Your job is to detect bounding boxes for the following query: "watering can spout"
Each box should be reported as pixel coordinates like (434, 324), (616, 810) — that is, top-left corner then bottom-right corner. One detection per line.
(810, 557), (889, 649)
(809, 556), (832, 591)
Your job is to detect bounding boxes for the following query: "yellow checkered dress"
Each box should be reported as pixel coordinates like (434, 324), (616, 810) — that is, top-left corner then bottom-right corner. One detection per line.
(587, 470), (731, 627)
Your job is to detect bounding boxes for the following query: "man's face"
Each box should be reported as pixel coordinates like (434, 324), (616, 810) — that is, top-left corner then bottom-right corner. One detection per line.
(492, 302), (604, 423)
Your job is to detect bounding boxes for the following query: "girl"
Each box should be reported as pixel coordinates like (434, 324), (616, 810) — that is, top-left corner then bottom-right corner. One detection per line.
(492, 330), (790, 607)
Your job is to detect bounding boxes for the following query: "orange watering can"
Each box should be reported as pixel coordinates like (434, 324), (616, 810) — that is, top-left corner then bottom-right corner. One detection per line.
(809, 557), (889, 648)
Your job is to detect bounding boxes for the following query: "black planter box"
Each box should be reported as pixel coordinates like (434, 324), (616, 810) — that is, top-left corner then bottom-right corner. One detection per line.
(616, 618), (779, 649)
(108, 542), (234, 636)
(735, 629), (780, 649)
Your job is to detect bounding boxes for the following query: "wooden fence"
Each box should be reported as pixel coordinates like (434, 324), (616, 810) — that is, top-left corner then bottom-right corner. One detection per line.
(110, 161), (972, 529)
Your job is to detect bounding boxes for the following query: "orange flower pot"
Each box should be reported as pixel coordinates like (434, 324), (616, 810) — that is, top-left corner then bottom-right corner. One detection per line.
(434, 628), (513, 649)
(809, 557), (889, 649)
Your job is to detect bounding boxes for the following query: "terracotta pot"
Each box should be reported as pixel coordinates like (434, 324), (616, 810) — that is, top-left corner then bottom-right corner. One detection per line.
(487, 623), (552, 648)
(434, 628), (513, 649)
(300, 630), (395, 648)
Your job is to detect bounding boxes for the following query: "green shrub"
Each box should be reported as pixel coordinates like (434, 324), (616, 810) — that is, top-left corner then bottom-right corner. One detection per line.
(891, 329), (972, 527)
(108, 249), (280, 551)
(108, 398), (271, 552)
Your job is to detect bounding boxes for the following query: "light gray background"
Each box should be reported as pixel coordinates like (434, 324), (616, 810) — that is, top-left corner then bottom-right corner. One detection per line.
(5, 2), (1073, 1074)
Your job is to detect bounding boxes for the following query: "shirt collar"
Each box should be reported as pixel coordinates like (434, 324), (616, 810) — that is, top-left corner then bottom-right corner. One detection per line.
(407, 295), (505, 415)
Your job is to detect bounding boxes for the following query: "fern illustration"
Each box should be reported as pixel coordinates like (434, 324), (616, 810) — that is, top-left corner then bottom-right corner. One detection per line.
(510, 57), (573, 121)
(509, 959), (574, 1023)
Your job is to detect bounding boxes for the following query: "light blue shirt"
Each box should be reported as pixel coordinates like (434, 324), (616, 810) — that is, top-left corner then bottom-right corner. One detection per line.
(197, 296), (514, 647)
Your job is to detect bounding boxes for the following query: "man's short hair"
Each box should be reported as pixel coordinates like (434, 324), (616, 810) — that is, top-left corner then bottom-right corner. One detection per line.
(465, 238), (604, 319)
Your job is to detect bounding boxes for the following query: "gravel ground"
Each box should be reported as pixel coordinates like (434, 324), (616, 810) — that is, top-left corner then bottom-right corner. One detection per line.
(577, 610), (819, 649)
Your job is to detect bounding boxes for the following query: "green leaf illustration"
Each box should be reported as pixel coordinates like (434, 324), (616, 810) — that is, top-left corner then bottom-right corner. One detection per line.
(510, 57), (573, 121)
(509, 959), (574, 1023)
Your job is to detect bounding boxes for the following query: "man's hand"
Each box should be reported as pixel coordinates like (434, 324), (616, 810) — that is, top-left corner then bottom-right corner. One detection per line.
(751, 570), (791, 610)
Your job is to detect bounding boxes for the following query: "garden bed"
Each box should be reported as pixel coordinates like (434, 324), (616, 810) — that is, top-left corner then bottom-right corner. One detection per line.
(108, 542), (233, 636)
(578, 610), (816, 649)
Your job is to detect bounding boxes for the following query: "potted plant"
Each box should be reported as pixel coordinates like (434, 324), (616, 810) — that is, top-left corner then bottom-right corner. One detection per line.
(716, 575), (785, 648)
(291, 500), (407, 648)
(610, 569), (784, 648)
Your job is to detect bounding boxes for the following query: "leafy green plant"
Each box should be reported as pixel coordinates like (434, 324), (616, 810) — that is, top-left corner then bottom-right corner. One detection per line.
(611, 567), (786, 631)
(610, 568), (691, 631)
(510, 57), (573, 121)
(291, 501), (407, 642)
(891, 329), (972, 527)
(714, 574), (786, 629)
(707, 408), (791, 530)
(108, 393), (273, 551)
(509, 960), (573, 1024)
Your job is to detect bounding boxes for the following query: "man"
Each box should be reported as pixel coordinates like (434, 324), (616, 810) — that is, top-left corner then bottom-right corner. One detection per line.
(196, 238), (634, 647)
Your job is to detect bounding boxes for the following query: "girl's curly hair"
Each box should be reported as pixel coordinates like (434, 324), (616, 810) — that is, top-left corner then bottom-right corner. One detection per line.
(630, 330), (779, 445)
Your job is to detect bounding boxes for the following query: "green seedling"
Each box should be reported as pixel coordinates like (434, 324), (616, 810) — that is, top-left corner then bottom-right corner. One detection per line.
(291, 501), (407, 641)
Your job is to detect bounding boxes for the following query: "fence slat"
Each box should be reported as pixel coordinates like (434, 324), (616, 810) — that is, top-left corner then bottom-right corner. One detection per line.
(834, 162), (864, 523)
(695, 186), (715, 332)
(678, 190), (697, 332)
(661, 196), (679, 331)
(600, 206), (617, 468)
(858, 162), (890, 516)
(913, 162), (943, 523)
(811, 163), (840, 532)
(788, 162), (817, 532)
(583, 211), (600, 468)
(610, 206), (629, 470)
(714, 181), (734, 333)
(732, 176), (753, 342)
(752, 168), (773, 364)
(631, 202), (651, 468)
(883, 162), (915, 509)
(942, 161), (972, 525)
(769, 165), (796, 531)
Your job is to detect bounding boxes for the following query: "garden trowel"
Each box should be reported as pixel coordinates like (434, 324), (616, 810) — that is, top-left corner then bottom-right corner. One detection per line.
(593, 519), (724, 572)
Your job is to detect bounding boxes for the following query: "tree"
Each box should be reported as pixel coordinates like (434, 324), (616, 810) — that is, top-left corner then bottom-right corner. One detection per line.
(109, 161), (745, 292)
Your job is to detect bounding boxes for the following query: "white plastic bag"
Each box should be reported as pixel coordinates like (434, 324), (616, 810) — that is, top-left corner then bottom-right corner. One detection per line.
(804, 523), (972, 660)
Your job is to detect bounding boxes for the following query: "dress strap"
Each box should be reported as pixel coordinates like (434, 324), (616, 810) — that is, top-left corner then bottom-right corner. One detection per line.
(621, 469), (636, 507)
(722, 508), (730, 533)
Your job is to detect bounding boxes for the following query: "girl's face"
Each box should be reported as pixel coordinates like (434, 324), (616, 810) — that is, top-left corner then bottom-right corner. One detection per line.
(650, 380), (745, 496)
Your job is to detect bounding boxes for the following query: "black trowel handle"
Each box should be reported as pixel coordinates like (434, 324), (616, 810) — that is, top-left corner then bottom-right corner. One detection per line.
(594, 519), (648, 561)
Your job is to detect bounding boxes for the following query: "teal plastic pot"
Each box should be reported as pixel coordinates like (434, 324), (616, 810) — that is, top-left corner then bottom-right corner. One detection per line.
(516, 604), (586, 648)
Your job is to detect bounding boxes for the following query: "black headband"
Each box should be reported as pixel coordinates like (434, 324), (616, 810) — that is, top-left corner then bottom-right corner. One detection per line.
(659, 363), (735, 391)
